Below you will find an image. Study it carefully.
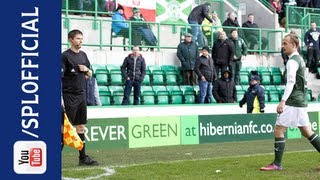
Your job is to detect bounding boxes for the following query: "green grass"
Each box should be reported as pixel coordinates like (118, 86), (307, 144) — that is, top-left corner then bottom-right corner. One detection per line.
(62, 139), (320, 179)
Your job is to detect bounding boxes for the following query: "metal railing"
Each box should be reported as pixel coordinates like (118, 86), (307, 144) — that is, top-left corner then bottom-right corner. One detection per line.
(62, 16), (285, 54)
(286, 5), (320, 31)
(62, 0), (113, 18)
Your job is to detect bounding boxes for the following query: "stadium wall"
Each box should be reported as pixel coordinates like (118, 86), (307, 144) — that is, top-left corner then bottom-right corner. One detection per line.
(78, 103), (320, 150)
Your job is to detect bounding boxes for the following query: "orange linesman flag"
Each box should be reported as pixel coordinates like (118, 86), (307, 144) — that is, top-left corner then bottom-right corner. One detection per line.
(63, 113), (83, 151)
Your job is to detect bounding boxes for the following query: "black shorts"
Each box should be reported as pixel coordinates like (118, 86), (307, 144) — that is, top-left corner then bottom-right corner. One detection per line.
(63, 93), (87, 125)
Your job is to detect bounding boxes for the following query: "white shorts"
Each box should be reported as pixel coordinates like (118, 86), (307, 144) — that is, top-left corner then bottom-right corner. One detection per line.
(276, 105), (310, 128)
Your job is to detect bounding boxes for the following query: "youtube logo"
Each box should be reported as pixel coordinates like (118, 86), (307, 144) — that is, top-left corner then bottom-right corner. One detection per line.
(14, 141), (46, 174)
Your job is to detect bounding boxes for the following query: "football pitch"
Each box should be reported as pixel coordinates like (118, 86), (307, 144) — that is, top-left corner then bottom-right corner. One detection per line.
(62, 139), (320, 179)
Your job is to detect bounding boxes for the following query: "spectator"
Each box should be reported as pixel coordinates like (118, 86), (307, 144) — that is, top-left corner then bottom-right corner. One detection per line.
(121, 46), (146, 105)
(211, 31), (235, 77)
(130, 7), (157, 51)
(309, 0), (320, 8)
(202, 10), (223, 46)
(222, 12), (241, 37)
(296, 0), (310, 7)
(229, 29), (248, 85)
(272, 0), (284, 23)
(129, 7), (144, 46)
(62, 29), (99, 166)
(272, 0), (282, 13)
(242, 14), (268, 51)
(86, 77), (102, 106)
(239, 71), (265, 113)
(105, 0), (115, 15)
(212, 69), (237, 103)
(112, 5), (129, 38)
(187, 2), (213, 47)
(304, 22), (320, 74)
(76, 0), (92, 16)
(177, 33), (199, 85)
(194, 46), (216, 104)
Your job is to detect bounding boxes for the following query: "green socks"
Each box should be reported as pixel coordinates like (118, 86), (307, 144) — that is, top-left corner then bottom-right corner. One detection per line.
(308, 133), (320, 152)
(273, 137), (285, 166)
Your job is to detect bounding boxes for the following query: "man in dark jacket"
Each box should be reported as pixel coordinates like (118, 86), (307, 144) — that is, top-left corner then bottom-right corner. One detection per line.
(121, 46), (146, 105)
(194, 46), (216, 103)
(222, 12), (241, 37)
(212, 69), (236, 103)
(229, 29), (248, 85)
(177, 33), (199, 85)
(188, 2), (213, 47)
(304, 21), (320, 73)
(309, 0), (320, 8)
(242, 14), (268, 51)
(211, 31), (235, 77)
(239, 73), (265, 113)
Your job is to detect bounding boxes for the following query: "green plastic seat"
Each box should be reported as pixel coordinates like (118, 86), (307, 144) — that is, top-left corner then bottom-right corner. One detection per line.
(269, 91), (280, 102)
(166, 85), (183, 104)
(110, 72), (123, 85)
(95, 73), (109, 85)
(142, 74), (151, 85)
(91, 64), (108, 74)
(180, 85), (196, 104)
(108, 86), (124, 105)
(240, 74), (249, 85)
(98, 86), (111, 105)
(236, 90), (245, 102)
(106, 64), (121, 73)
(140, 86), (155, 105)
(152, 86), (169, 104)
(272, 74), (282, 85)
(92, 64), (109, 85)
(235, 85), (243, 91)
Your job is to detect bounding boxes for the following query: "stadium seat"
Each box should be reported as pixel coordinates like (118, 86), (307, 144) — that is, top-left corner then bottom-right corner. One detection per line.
(264, 85), (278, 92)
(235, 85), (243, 91)
(95, 73), (109, 85)
(260, 72), (272, 85)
(166, 85), (183, 104)
(268, 90), (280, 102)
(162, 65), (179, 85)
(106, 64), (123, 85)
(264, 85), (279, 102)
(142, 74), (151, 85)
(98, 86), (111, 105)
(109, 71), (123, 85)
(272, 74), (282, 85)
(140, 86), (155, 105)
(148, 65), (165, 85)
(152, 86), (169, 104)
(179, 85), (195, 104)
(91, 64), (108, 74)
(257, 67), (270, 74)
(236, 90), (245, 102)
(242, 85), (249, 91)
(106, 64), (121, 73)
(92, 64), (108, 85)
(108, 86), (124, 105)
(240, 74), (249, 85)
